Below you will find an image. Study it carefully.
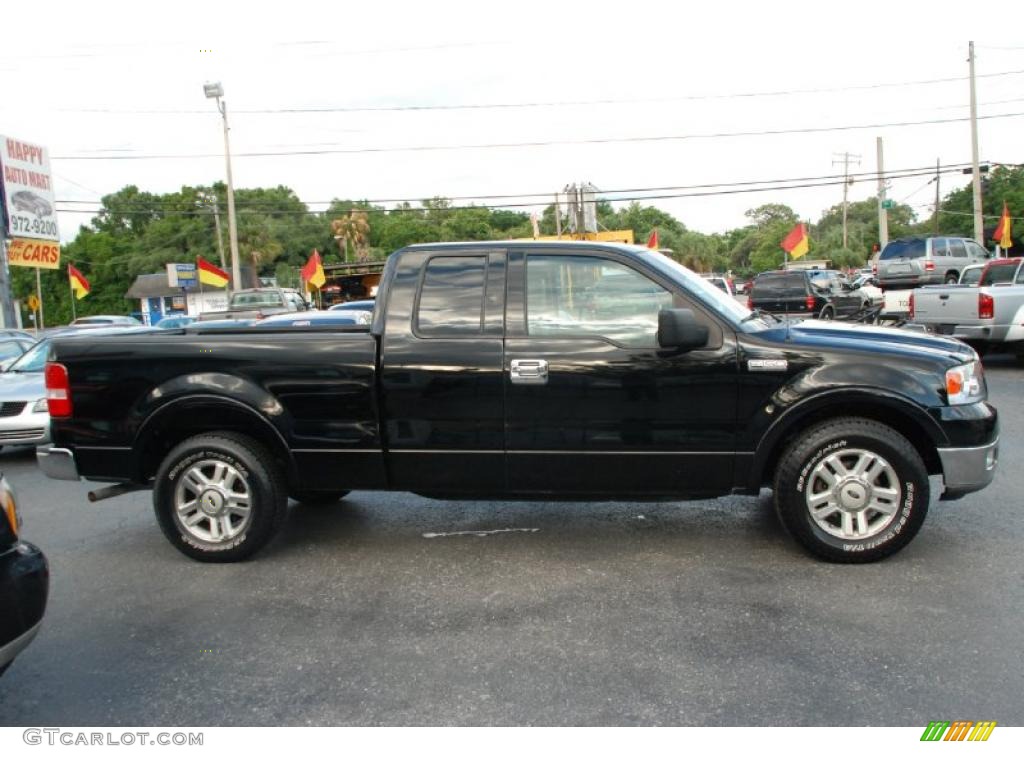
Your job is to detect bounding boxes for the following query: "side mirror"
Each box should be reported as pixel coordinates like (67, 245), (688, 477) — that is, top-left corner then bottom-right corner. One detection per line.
(658, 309), (709, 350)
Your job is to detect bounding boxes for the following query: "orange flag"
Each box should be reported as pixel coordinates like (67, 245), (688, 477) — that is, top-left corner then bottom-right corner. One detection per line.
(300, 249), (326, 289)
(993, 202), (1013, 249)
(646, 229), (659, 249)
(781, 223), (810, 259)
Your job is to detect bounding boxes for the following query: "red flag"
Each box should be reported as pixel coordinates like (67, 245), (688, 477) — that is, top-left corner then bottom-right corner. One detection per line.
(68, 264), (90, 299)
(197, 257), (229, 288)
(646, 229), (659, 249)
(993, 202), (1013, 249)
(781, 223), (809, 259)
(300, 249), (326, 289)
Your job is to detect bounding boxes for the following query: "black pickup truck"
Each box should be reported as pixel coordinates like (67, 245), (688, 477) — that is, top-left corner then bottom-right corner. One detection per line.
(37, 242), (999, 564)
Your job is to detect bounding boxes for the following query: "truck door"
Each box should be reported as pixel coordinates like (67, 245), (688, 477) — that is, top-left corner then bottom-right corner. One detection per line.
(379, 248), (506, 491)
(504, 249), (739, 495)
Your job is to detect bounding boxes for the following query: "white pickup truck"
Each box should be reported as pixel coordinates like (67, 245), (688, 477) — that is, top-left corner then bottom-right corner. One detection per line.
(908, 258), (1024, 354)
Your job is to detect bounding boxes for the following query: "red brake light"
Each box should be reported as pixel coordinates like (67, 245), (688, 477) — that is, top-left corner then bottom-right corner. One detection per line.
(924, 260), (936, 271)
(979, 293), (994, 319)
(747, 295), (754, 310)
(45, 362), (72, 418)
(805, 295), (815, 311)
(872, 262), (878, 275)
(909, 292), (915, 319)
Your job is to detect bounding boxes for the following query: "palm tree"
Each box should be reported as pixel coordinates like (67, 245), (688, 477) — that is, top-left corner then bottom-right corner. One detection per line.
(331, 210), (370, 262)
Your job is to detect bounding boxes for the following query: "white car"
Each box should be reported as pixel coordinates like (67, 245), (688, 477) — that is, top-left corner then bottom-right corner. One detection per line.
(0, 341), (52, 449)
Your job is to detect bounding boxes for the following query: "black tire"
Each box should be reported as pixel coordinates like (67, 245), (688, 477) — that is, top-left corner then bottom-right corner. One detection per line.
(819, 306), (835, 321)
(289, 490), (351, 505)
(773, 418), (929, 563)
(152, 432), (288, 563)
(944, 273), (958, 284)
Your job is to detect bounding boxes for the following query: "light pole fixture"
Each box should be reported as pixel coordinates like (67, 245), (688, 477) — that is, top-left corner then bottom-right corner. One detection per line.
(203, 81), (242, 292)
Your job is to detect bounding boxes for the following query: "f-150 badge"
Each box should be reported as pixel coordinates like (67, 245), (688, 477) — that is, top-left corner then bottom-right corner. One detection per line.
(748, 359), (789, 371)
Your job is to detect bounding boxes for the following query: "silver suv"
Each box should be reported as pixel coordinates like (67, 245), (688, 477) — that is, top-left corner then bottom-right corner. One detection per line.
(875, 236), (990, 289)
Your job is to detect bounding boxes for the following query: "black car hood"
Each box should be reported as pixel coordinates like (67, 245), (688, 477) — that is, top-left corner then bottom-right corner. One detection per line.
(754, 319), (976, 365)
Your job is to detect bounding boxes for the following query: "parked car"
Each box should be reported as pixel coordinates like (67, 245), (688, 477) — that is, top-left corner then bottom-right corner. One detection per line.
(748, 270), (830, 315)
(38, 242), (998, 565)
(328, 299), (375, 312)
(155, 315), (194, 329)
(69, 315), (142, 327)
(875, 236), (991, 289)
(253, 310), (372, 328)
(957, 263), (987, 287)
(0, 473), (49, 677)
(10, 190), (53, 218)
(908, 258), (1024, 355)
(198, 288), (309, 322)
(817, 277), (885, 320)
(183, 319), (255, 331)
(702, 276), (735, 297)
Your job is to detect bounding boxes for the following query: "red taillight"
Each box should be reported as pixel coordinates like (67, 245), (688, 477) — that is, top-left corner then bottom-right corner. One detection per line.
(909, 292), (915, 319)
(747, 295), (754, 310)
(924, 260), (936, 271)
(805, 295), (815, 311)
(979, 293), (994, 319)
(45, 362), (72, 418)
(872, 262), (878, 275)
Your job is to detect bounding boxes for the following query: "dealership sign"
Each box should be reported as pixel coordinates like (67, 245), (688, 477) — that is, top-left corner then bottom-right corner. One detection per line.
(0, 135), (60, 242)
(166, 263), (198, 289)
(6, 237), (61, 269)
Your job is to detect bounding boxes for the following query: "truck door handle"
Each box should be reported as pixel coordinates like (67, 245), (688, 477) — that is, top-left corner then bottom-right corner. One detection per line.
(939, 294), (950, 300)
(510, 359), (549, 385)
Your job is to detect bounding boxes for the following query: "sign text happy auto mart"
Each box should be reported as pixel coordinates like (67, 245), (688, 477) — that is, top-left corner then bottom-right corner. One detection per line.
(0, 134), (61, 270)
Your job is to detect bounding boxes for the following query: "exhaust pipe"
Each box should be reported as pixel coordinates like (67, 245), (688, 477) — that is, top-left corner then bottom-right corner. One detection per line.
(87, 483), (148, 503)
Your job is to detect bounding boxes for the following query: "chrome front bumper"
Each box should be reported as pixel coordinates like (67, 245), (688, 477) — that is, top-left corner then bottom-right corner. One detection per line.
(938, 437), (999, 500)
(0, 621), (42, 668)
(36, 446), (80, 481)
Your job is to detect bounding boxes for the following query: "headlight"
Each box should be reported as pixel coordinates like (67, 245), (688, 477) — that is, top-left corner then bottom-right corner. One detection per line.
(946, 361), (985, 405)
(32, 398), (48, 413)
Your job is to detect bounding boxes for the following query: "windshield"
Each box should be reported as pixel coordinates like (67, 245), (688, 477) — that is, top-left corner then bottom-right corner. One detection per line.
(639, 248), (760, 327)
(9, 339), (49, 373)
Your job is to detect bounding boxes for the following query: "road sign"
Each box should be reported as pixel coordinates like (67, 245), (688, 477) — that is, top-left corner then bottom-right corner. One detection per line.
(7, 237), (60, 269)
(27, 295), (39, 312)
(881, 199), (894, 210)
(166, 263), (198, 289)
(0, 136), (60, 242)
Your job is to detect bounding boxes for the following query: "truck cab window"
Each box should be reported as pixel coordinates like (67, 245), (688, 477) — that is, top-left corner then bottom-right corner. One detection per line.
(526, 255), (674, 347)
(416, 255), (486, 336)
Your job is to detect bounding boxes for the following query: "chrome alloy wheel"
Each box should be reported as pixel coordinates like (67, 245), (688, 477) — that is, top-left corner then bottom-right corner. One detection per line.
(173, 460), (253, 544)
(804, 448), (902, 540)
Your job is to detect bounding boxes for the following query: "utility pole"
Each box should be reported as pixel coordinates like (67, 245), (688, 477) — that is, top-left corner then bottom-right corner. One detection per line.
(204, 82), (242, 293)
(968, 41), (984, 242)
(554, 192), (562, 237)
(198, 192), (228, 272)
(933, 158), (941, 233)
(0, 237), (16, 328)
(876, 137), (888, 248)
(833, 152), (861, 249)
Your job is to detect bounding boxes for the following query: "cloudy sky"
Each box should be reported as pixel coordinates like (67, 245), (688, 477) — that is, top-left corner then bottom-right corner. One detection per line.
(1, 0), (1020, 243)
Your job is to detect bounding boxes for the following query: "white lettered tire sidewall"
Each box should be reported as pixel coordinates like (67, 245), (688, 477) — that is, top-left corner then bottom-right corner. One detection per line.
(774, 419), (929, 563)
(153, 432), (287, 563)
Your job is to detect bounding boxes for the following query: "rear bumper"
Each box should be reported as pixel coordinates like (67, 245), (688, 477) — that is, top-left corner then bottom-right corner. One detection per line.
(36, 446), (80, 481)
(938, 436), (999, 499)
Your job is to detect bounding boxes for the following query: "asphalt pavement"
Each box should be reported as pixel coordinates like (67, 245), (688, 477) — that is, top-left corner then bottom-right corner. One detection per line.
(1, 357), (1022, 726)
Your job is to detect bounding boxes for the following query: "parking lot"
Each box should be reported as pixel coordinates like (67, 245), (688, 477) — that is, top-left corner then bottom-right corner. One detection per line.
(0, 356), (1021, 727)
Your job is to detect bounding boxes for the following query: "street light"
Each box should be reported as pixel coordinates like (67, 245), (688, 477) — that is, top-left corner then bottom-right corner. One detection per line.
(203, 81), (241, 292)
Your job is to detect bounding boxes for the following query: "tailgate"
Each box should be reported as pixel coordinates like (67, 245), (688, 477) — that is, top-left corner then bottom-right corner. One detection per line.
(912, 286), (979, 326)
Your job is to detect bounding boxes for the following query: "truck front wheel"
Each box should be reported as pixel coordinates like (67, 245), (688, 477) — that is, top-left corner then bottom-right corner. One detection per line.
(153, 432), (288, 562)
(773, 418), (929, 563)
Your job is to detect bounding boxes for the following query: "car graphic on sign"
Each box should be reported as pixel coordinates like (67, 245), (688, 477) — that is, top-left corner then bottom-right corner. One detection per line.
(11, 191), (52, 218)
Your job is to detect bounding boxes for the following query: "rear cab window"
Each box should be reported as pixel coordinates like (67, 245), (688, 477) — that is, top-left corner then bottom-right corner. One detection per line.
(879, 240), (926, 261)
(416, 255), (487, 336)
(981, 263), (1021, 286)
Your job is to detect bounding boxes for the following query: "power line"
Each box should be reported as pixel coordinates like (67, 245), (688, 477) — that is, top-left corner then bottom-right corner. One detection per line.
(54, 167), (974, 218)
(53, 161), (979, 208)
(44, 69), (1024, 116)
(51, 111), (1024, 162)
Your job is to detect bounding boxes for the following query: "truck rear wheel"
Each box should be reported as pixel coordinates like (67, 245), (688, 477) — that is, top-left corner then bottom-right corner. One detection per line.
(153, 432), (288, 563)
(773, 418), (929, 563)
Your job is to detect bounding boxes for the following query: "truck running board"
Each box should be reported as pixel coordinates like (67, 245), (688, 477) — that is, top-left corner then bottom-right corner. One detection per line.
(87, 483), (149, 503)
